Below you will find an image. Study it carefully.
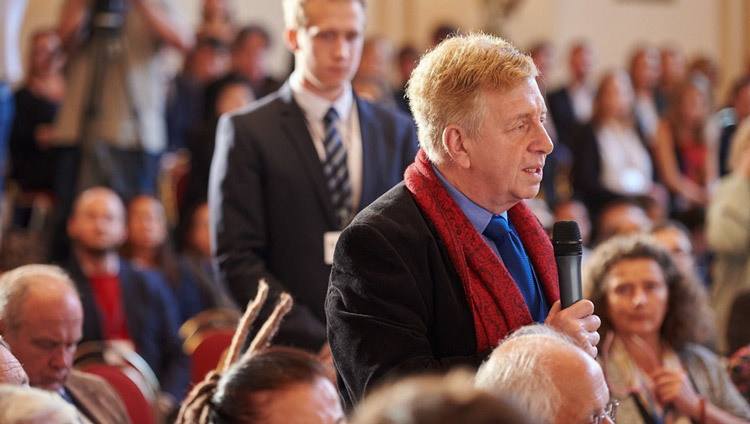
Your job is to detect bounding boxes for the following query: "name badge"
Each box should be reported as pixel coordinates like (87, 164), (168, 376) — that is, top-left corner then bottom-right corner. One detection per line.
(324, 231), (342, 265)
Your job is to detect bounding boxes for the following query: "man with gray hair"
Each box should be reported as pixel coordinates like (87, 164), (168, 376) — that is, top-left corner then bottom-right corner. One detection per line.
(475, 325), (615, 424)
(0, 264), (130, 424)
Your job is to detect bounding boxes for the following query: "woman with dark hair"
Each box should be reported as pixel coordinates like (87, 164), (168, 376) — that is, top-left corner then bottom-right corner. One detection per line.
(177, 281), (344, 424)
(571, 69), (656, 217)
(653, 74), (718, 211)
(121, 194), (202, 323)
(175, 200), (236, 311)
(585, 235), (750, 423)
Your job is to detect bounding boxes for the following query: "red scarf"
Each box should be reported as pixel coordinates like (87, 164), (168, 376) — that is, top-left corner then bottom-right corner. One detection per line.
(404, 149), (559, 352)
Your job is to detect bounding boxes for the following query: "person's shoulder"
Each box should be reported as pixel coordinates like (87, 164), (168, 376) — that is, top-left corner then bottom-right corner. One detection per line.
(357, 96), (416, 129)
(346, 183), (428, 243)
(680, 343), (721, 365)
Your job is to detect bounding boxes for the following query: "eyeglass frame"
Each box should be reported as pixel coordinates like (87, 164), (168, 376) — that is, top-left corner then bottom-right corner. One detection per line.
(592, 399), (619, 423)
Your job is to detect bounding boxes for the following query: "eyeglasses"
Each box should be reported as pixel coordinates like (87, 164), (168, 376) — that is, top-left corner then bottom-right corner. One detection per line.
(592, 400), (618, 423)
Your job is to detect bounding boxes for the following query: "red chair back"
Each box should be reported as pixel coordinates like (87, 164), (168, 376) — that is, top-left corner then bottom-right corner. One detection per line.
(80, 363), (158, 424)
(188, 329), (235, 384)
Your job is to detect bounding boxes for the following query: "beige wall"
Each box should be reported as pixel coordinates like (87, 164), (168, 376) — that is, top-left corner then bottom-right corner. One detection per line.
(19, 0), (749, 102)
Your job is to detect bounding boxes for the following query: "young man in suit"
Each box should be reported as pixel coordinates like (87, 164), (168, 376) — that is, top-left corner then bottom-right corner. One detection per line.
(0, 265), (130, 424)
(209, 0), (418, 358)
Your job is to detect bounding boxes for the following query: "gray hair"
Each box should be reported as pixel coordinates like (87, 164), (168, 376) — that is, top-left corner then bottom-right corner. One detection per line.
(0, 265), (76, 332)
(474, 325), (578, 424)
(0, 383), (80, 423)
(0, 335), (8, 351)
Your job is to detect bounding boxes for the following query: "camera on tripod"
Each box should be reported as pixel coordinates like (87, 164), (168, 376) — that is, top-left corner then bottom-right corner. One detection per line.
(91, 0), (128, 34)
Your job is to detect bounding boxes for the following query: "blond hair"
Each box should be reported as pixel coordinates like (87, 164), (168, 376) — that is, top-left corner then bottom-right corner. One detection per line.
(282, 0), (366, 30)
(406, 32), (538, 164)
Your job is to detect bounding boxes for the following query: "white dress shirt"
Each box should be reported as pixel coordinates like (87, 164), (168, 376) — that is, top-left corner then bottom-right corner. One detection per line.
(290, 71), (363, 212)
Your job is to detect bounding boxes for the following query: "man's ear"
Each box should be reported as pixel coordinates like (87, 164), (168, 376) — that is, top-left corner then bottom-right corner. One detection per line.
(283, 28), (298, 52)
(442, 124), (471, 169)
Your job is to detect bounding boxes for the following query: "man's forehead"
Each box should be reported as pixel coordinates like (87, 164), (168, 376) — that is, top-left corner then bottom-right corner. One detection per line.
(303, 0), (365, 30)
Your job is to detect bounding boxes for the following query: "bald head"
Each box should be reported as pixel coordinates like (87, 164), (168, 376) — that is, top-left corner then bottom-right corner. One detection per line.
(0, 265), (83, 391)
(475, 325), (611, 424)
(67, 187), (127, 253)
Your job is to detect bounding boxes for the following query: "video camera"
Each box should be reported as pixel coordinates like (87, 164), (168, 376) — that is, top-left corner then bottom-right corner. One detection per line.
(91, 0), (128, 34)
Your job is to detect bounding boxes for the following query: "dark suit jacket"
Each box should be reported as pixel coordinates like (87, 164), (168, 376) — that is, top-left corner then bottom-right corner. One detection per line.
(209, 83), (418, 351)
(65, 259), (189, 400)
(547, 86), (577, 148)
(326, 183), (491, 409)
(66, 369), (131, 424)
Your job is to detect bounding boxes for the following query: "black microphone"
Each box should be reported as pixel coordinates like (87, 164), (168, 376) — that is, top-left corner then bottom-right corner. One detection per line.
(552, 221), (583, 309)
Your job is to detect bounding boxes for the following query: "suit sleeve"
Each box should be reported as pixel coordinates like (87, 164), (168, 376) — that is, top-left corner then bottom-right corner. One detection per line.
(326, 221), (488, 410)
(208, 113), (327, 349)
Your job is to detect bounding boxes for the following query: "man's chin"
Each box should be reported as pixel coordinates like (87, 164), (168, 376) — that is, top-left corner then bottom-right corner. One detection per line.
(37, 378), (66, 392)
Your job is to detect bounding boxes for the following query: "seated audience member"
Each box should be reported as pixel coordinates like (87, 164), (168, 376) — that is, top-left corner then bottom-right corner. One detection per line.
(181, 73), (254, 217)
(177, 281), (344, 424)
(594, 198), (653, 245)
(393, 44), (419, 114)
(547, 40), (596, 149)
(718, 77), (750, 176)
(196, 0), (236, 43)
(629, 44), (662, 143)
(651, 219), (705, 282)
(706, 119), (750, 354)
(571, 70), (655, 217)
(352, 371), (530, 424)
(655, 45), (687, 114)
(230, 25), (281, 99)
(475, 325), (615, 424)
(122, 194), (203, 322)
(586, 235), (750, 423)
(653, 74), (717, 211)
(0, 335), (28, 385)
(64, 187), (189, 402)
(0, 264), (130, 423)
(0, 384), (80, 424)
(176, 201), (237, 311)
(166, 35), (230, 151)
(8, 29), (65, 195)
(353, 36), (396, 107)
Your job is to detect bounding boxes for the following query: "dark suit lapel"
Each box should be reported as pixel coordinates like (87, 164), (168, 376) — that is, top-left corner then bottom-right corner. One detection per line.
(278, 83), (337, 227)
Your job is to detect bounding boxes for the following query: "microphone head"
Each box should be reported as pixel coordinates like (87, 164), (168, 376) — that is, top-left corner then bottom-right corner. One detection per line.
(552, 221), (582, 256)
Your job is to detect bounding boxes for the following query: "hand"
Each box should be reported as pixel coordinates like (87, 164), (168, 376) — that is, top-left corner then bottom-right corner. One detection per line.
(545, 299), (601, 358)
(649, 367), (702, 419)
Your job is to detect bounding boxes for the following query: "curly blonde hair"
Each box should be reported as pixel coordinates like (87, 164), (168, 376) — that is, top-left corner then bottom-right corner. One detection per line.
(405, 32), (538, 164)
(584, 234), (714, 351)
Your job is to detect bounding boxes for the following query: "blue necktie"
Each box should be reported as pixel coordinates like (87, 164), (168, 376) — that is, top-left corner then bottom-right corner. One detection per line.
(323, 107), (352, 228)
(484, 215), (545, 321)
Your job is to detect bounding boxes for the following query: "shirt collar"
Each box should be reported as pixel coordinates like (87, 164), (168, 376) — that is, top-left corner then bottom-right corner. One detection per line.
(431, 164), (507, 235)
(289, 71), (354, 122)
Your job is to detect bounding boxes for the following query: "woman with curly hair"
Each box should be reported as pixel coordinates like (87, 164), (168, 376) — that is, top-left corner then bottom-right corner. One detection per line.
(585, 235), (750, 423)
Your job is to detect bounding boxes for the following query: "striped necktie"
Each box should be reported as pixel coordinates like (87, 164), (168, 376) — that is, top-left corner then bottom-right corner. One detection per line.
(323, 107), (352, 228)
